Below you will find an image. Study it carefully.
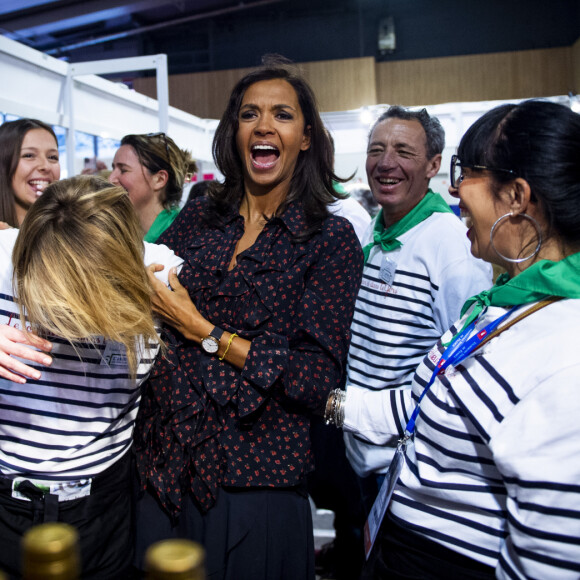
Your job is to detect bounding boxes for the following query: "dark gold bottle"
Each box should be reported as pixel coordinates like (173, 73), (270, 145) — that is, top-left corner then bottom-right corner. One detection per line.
(145, 539), (205, 580)
(21, 522), (79, 580)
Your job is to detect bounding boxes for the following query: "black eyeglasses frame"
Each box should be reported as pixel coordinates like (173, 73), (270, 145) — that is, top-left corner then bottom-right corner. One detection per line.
(450, 154), (516, 188)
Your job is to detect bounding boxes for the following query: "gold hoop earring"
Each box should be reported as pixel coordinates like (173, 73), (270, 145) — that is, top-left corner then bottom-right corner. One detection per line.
(489, 212), (542, 264)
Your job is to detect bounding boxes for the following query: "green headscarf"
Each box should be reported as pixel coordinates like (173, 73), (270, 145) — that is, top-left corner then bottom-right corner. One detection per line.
(361, 190), (453, 263)
(459, 252), (580, 329)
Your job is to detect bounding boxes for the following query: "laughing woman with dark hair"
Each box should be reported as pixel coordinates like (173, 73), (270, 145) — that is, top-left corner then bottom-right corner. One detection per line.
(348, 100), (580, 579)
(133, 56), (363, 579)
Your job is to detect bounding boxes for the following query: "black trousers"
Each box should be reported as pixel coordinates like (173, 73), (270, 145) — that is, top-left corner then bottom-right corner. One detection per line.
(0, 450), (134, 580)
(135, 483), (315, 580)
(362, 514), (495, 580)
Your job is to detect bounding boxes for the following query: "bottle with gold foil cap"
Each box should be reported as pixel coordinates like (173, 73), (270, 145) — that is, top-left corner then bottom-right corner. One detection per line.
(22, 522), (79, 580)
(145, 539), (205, 580)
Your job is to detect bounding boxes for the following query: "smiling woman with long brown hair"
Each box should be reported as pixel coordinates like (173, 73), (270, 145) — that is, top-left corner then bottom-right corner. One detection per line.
(133, 56), (363, 579)
(0, 118), (60, 228)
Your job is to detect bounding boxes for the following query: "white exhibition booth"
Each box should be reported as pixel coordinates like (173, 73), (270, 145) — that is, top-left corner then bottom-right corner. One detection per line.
(0, 34), (570, 205)
(0, 35), (217, 179)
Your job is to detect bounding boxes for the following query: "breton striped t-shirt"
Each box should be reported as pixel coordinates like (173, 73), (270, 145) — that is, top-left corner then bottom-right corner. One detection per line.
(389, 299), (580, 579)
(344, 212), (492, 476)
(0, 229), (182, 481)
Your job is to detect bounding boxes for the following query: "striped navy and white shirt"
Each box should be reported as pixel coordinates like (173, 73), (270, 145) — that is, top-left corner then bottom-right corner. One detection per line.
(374, 299), (580, 578)
(344, 212), (492, 476)
(0, 229), (182, 482)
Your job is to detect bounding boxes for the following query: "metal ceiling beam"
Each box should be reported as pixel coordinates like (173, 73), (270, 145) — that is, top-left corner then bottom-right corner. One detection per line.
(44, 0), (284, 55)
(0, 0), (59, 16)
(1, 0), (169, 38)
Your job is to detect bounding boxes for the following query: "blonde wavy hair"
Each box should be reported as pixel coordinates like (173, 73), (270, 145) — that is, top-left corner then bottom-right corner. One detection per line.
(12, 175), (159, 376)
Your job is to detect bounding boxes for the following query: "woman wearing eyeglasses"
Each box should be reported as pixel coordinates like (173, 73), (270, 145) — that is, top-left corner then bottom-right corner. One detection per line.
(328, 100), (580, 579)
(109, 132), (197, 241)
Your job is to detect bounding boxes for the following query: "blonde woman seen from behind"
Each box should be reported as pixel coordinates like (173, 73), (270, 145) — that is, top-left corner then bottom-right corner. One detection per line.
(0, 175), (182, 579)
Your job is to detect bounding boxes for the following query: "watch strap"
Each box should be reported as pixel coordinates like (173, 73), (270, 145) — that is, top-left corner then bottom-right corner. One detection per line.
(209, 326), (225, 342)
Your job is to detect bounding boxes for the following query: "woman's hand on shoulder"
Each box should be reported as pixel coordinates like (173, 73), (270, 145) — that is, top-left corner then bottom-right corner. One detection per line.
(147, 264), (210, 342)
(0, 324), (53, 383)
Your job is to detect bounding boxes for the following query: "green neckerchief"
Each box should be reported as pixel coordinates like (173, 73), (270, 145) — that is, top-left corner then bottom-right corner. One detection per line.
(458, 251), (580, 332)
(362, 189), (453, 264)
(144, 207), (180, 243)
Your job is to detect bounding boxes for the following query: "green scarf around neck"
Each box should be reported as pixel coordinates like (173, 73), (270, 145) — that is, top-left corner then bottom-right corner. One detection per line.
(459, 251), (580, 331)
(362, 189), (453, 264)
(144, 207), (180, 243)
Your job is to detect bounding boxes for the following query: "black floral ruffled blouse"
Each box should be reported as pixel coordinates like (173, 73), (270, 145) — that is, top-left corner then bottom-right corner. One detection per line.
(135, 197), (363, 518)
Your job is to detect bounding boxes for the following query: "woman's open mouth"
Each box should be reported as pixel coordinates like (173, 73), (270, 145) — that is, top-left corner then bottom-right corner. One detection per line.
(251, 144), (280, 169)
(29, 179), (50, 196)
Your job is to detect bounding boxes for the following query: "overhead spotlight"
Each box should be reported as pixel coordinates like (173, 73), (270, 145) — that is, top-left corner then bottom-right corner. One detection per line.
(569, 92), (580, 113)
(360, 107), (373, 126)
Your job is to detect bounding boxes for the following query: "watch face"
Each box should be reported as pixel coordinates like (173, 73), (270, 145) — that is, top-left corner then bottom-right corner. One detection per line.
(201, 336), (219, 354)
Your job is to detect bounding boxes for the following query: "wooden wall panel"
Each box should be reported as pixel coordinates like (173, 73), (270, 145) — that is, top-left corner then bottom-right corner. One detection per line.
(133, 57), (376, 118)
(298, 58), (376, 112)
(573, 37), (580, 94)
(133, 47), (575, 119)
(133, 67), (253, 120)
(376, 47), (572, 107)
(511, 48), (573, 97)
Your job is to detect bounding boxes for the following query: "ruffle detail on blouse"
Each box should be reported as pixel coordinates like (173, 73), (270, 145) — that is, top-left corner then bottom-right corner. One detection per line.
(239, 332), (288, 416)
(135, 334), (226, 517)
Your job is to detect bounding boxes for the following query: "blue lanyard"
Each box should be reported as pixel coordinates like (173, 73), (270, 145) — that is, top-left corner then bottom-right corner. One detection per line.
(404, 305), (521, 437)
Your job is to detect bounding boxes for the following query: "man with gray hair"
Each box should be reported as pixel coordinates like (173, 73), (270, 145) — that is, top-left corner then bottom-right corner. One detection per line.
(338, 106), (492, 495)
